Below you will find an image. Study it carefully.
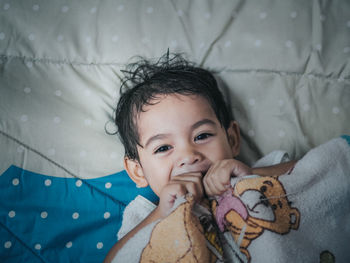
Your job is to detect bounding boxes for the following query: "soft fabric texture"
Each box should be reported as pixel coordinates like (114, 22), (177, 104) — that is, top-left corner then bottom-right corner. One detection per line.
(1, 1), (349, 262)
(113, 136), (350, 263)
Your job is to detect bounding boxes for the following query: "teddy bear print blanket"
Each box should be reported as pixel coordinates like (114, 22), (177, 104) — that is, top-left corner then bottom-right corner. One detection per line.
(113, 136), (350, 263)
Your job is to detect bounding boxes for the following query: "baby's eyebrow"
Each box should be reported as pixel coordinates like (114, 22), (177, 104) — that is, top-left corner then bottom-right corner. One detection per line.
(191, 119), (216, 130)
(144, 134), (170, 148)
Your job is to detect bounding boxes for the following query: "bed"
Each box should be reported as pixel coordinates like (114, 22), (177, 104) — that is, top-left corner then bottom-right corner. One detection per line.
(1, 1), (349, 262)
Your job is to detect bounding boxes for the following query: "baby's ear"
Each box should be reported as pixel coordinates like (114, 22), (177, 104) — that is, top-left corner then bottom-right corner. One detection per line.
(124, 157), (149, 188)
(227, 121), (241, 157)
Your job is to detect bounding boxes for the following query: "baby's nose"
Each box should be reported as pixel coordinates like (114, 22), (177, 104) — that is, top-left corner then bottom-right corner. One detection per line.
(179, 155), (199, 167)
(177, 147), (201, 167)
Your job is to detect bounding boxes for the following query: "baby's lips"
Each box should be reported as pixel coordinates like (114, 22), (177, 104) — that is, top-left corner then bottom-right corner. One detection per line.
(215, 192), (248, 232)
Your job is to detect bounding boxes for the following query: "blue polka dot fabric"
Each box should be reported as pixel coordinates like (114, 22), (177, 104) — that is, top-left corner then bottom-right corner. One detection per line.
(0, 166), (158, 262)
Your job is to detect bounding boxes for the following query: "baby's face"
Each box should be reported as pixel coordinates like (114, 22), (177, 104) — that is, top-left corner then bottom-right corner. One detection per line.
(131, 94), (239, 197)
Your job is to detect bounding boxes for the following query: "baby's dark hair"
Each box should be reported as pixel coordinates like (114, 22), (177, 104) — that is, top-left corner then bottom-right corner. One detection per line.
(114, 52), (233, 161)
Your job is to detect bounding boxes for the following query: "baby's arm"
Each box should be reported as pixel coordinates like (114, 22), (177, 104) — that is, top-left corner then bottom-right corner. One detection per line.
(103, 205), (162, 263)
(203, 159), (297, 197)
(252, 160), (297, 176)
(103, 172), (204, 263)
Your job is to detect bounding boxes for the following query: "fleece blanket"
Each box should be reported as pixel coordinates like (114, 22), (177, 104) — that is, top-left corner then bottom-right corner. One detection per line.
(113, 136), (350, 263)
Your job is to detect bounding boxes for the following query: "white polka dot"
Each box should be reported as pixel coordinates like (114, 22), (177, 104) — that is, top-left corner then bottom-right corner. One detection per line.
(8, 211), (16, 218)
(105, 182), (112, 189)
(248, 130), (255, 137)
(338, 77), (344, 83)
(20, 115), (28, 122)
(278, 100), (285, 107)
(28, 34), (35, 41)
(0, 32), (5, 40)
(112, 35), (119, 43)
(170, 40), (178, 48)
(12, 178), (19, 186)
(32, 4), (39, 11)
(315, 44), (322, 51)
(96, 242), (103, 249)
(72, 212), (79, 219)
(57, 35), (64, 42)
(259, 12), (267, 19)
(80, 150), (87, 157)
(117, 5), (124, 12)
(34, 244), (41, 250)
(290, 11), (298, 19)
(53, 117), (61, 124)
(343, 47), (350, 53)
(278, 130), (286, 138)
(84, 119), (92, 126)
(146, 7), (153, 14)
(285, 40), (293, 48)
(90, 7), (97, 14)
(224, 41), (231, 48)
(110, 152), (117, 159)
(45, 179), (52, 186)
(86, 36), (91, 43)
(204, 13), (211, 19)
(17, 145), (25, 153)
(61, 6), (69, 13)
(3, 3), (10, 10)
(104, 212), (111, 219)
(48, 148), (55, 156)
(141, 37), (150, 44)
(332, 107), (340, 114)
(75, 180), (83, 187)
(4, 241), (12, 249)
(248, 98), (256, 106)
(66, 241), (73, 248)
(199, 42), (205, 49)
(26, 61), (33, 68)
(302, 104), (310, 112)
(347, 21), (350, 28)
(177, 9), (183, 17)
(40, 211), (48, 219)
(254, 39), (262, 47)
(84, 90), (91, 97)
(24, 87), (31, 93)
(55, 90), (62, 96)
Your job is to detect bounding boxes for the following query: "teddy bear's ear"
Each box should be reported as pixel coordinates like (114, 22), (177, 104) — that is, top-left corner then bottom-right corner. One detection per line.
(289, 208), (300, 230)
(124, 157), (149, 188)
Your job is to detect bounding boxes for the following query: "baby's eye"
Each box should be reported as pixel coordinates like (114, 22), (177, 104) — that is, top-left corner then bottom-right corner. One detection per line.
(154, 145), (172, 154)
(194, 133), (213, 142)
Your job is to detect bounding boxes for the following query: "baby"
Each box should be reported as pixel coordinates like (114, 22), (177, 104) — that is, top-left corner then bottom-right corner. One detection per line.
(104, 52), (295, 262)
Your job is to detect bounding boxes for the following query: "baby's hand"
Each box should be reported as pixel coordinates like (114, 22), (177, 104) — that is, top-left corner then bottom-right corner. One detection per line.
(203, 159), (252, 197)
(156, 173), (204, 218)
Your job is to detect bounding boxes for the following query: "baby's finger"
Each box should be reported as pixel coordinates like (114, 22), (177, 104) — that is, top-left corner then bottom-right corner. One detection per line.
(171, 173), (203, 197)
(203, 175), (222, 196)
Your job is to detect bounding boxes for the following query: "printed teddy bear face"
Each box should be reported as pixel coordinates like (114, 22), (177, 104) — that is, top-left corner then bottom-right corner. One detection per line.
(234, 176), (300, 233)
(213, 175), (301, 262)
